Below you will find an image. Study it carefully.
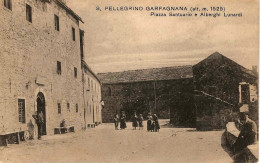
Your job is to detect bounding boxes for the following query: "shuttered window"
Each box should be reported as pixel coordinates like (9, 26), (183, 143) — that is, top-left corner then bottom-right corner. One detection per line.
(18, 99), (26, 123)
(4, 0), (12, 10)
(26, 4), (32, 23)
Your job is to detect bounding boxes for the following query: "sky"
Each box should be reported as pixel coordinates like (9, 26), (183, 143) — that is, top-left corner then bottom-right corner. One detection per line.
(67, 0), (258, 73)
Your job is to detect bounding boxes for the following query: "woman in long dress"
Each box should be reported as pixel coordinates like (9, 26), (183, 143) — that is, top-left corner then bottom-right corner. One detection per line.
(132, 112), (138, 130)
(147, 113), (153, 132)
(120, 112), (127, 129)
(153, 114), (160, 132)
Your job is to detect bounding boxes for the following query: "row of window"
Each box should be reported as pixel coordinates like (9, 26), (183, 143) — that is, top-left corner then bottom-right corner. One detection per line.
(3, 0), (76, 41)
(57, 61), (77, 78)
(87, 77), (100, 93)
(57, 103), (78, 114)
(86, 102), (100, 114)
(17, 99), (102, 124)
(18, 99), (80, 124)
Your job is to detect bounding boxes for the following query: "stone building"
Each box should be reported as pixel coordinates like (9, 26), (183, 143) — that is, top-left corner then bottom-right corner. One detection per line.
(82, 61), (102, 126)
(0, 0), (101, 141)
(98, 52), (258, 130)
(193, 52), (258, 130)
(98, 66), (196, 128)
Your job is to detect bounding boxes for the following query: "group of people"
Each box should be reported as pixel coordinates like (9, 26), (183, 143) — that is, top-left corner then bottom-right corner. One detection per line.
(113, 111), (160, 132)
(132, 112), (144, 130)
(113, 111), (127, 130)
(147, 113), (160, 132)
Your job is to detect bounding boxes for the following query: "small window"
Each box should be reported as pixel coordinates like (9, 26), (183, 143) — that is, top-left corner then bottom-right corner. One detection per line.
(4, 0), (12, 10)
(76, 104), (78, 113)
(26, 4), (32, 23)
(72, 27), (75, 41)
(90, 105), (91, 112)
(18, 99), (26, 123)
(241, 84), (250, 104)
(54, 14), (59, 31)
(88, 78), (90, 87)
(57, 61), (61, 75)
(74, 67), (77, 78)
(91, 80), (93, 89)
(58, 103), (61, 114)
(67, 103), (70, 112)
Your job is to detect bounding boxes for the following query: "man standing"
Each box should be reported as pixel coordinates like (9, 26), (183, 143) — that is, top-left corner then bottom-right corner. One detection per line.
(32, 111), (44, 139)
(232, 108), (257, 162)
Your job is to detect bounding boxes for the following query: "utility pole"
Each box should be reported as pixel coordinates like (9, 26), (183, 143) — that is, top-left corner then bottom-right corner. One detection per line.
(82, 71), (86, 129)
(153, 80), (157, 113)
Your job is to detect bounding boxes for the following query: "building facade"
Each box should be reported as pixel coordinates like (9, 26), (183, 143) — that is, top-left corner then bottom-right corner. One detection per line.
(82, 61), (102, 126)
(98, 66), (196, 128)
(0, 0), (101, 140)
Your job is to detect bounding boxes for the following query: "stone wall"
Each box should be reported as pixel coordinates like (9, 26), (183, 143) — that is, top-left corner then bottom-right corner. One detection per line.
(194, 94), (236, 131)
(0, 0), (89, 136)
(101, 78), (196, 127)
(193, 53), (258, 130)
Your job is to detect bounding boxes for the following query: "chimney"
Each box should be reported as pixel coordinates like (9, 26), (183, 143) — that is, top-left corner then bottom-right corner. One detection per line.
(252, 66), (258, 75)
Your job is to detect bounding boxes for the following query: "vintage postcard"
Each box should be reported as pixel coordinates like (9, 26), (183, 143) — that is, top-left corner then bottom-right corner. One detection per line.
(0, 0), (258, 162)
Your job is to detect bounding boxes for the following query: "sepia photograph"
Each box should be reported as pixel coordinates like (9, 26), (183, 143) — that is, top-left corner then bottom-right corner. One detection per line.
(0, 0), (259, 162)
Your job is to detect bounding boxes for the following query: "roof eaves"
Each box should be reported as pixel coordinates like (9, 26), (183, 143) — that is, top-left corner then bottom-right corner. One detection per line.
(82, 60), (101, 84)
(55, 0), (84, 23)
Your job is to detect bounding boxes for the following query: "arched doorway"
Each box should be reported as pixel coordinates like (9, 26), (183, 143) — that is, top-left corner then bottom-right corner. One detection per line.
(37, 92), (47, 135)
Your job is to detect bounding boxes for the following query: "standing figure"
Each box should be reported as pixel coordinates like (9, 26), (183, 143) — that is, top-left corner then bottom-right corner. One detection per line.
(147, 113), (153, 132)
(113, 112), (119, 130)
(32, 111), (44, 139)
(132, 112), (138, 130)
(232, 110), (257, 162)
(138, 114), (144, 130)
(120, 112), (127, 129)
(151, 120), (155, 132)
(153, 114), (160, 132)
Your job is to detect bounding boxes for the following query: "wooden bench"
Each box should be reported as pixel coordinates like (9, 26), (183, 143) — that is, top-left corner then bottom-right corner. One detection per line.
(0, 131), (28, 146)
(87, 124), (95, 128)
(95, 122), (101, 126)
(54, 126), (74, 134)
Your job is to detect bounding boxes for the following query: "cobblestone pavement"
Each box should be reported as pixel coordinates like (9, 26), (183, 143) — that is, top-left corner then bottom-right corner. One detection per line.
(0, 120), (232, 163)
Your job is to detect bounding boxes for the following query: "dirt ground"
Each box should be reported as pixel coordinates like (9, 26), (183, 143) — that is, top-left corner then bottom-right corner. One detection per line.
(0, 120), (232, 163)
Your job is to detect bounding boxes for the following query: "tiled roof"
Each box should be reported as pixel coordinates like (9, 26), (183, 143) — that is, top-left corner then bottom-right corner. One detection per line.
(193, 52), (258, 79)
(97, 66), (193, 84)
